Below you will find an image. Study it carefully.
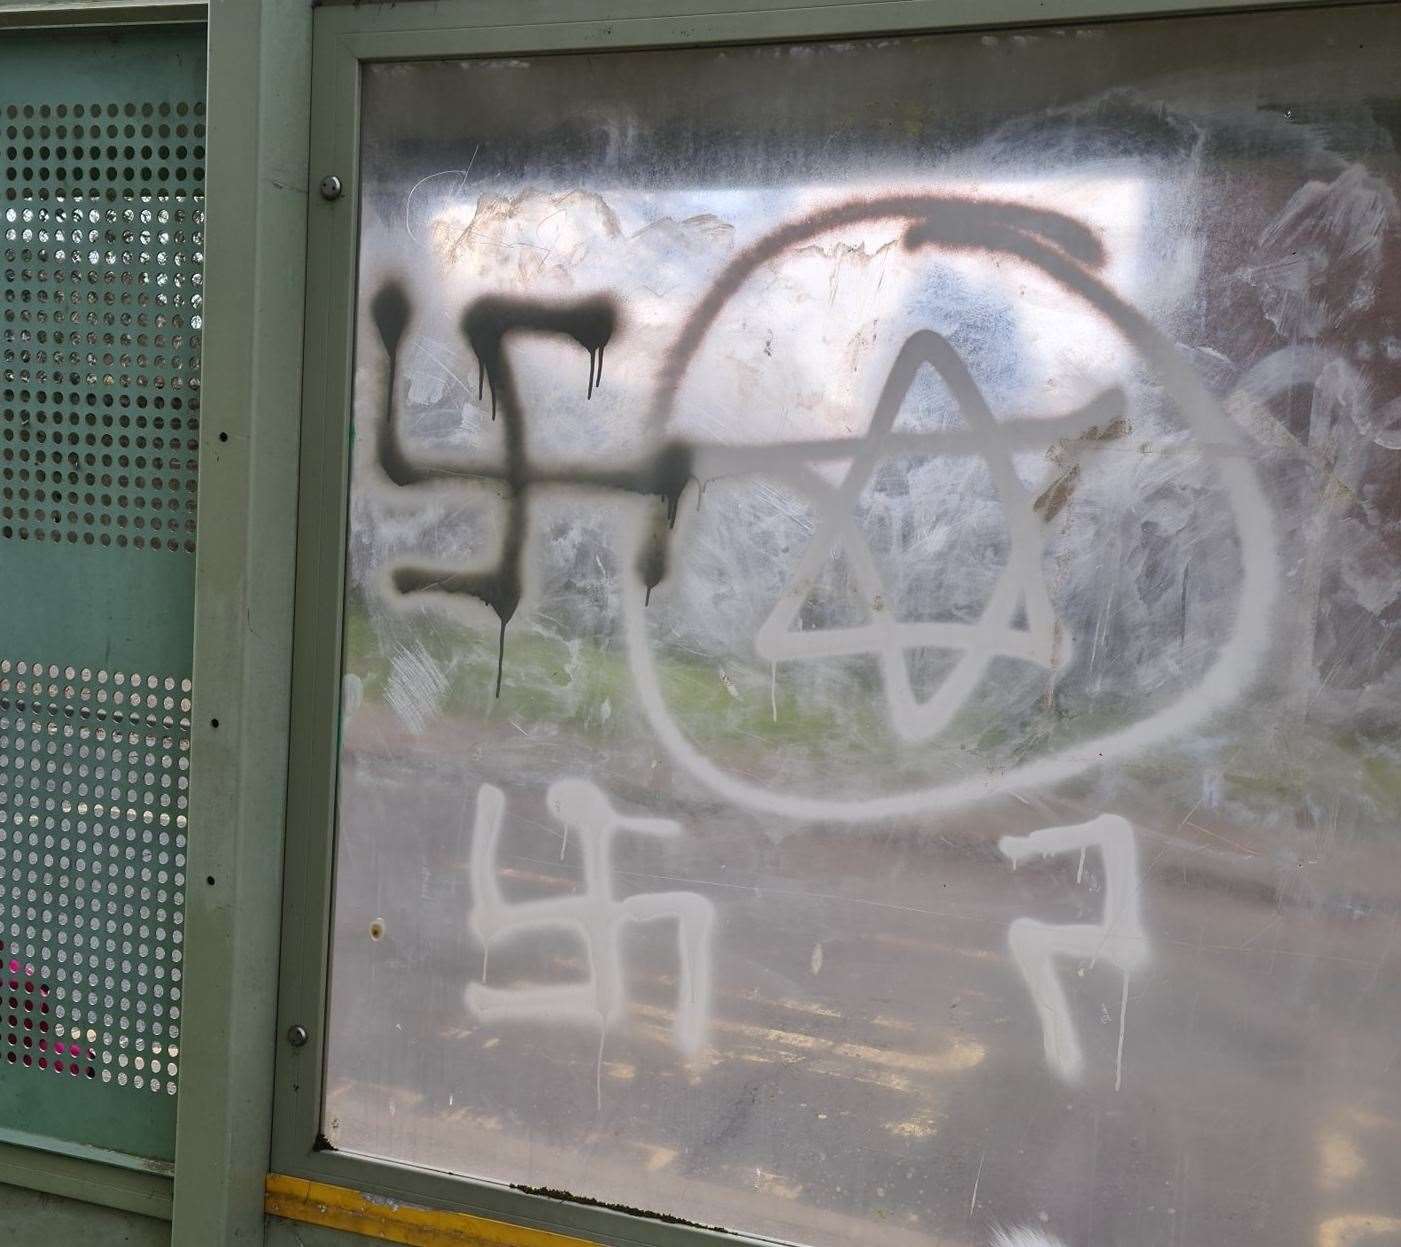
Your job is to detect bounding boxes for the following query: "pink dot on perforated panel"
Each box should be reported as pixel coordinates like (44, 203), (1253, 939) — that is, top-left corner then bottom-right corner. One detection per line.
(0, 966), (83, 1086)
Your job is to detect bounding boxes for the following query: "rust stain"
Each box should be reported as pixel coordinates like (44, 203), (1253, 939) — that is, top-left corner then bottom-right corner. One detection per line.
(1033, 463), (1081, 523)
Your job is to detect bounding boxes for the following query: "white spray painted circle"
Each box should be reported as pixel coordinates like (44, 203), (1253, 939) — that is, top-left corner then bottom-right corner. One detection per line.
(622, 197), (1279, 823)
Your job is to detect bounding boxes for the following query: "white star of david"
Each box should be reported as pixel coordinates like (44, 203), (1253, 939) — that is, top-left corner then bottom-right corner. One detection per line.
(751, 329), (1121, 743)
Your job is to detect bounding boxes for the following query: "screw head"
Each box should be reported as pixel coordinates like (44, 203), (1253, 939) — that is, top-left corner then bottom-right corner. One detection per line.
(319, 174), (343, 201)
(287, 1024), (309, 1048)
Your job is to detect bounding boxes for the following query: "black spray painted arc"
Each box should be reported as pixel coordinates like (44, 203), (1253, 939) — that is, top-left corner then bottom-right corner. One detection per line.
(370, 284), (695, 696)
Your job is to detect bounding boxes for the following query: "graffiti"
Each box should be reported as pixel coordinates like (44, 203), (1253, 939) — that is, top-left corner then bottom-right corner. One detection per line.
(371, 281), (416, 488)
(466, 779), (715, 1058)
(998, 814), (1147, 1088)
(621, 195), (1279, 822)
(324, 30), (1401, 1242)
(372, 286), (694, 695)
(751, 328), (1118, 743)
(369, 195), (1280, 822)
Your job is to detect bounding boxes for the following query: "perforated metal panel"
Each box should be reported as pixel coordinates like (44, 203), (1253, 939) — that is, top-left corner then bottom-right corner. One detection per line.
(0, 661), (189, 1086)
(2, 96), (203, 556)
(0, 29), (204, 1163)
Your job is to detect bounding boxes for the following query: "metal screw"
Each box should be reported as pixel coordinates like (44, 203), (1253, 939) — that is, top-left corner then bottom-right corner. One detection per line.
(319, 174), (343, 201)
(287, 1024), (309, 1048)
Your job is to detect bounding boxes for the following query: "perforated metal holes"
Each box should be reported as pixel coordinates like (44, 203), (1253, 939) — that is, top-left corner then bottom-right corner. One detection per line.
(0, 658), (189, 1094)
(1, 950), (95, 1080)
(0, 100), (203, 553)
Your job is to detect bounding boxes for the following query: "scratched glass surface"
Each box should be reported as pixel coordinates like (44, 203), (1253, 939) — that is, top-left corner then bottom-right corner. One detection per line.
(327, 9), (1401, 1247)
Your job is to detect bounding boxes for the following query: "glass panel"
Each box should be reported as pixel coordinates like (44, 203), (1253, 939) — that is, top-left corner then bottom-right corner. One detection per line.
(329, 9), (1401, 1245)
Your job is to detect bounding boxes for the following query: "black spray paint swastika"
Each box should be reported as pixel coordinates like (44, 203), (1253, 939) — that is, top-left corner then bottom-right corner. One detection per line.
(372, 284), (695, 696)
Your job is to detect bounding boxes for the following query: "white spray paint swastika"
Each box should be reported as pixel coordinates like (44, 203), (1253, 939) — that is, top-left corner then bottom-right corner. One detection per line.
(466, 779), (715, 1055)
(998, 814), (1147, 1086)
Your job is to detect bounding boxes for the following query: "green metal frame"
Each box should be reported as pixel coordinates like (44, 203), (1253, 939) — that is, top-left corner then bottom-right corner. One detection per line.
(0, 2), (200, 29)
(270, 1), (1373, 1246)
(0, 0), (205, 1226)
(0, 1132), (173, 1220)
(169, 0), (312, 1243)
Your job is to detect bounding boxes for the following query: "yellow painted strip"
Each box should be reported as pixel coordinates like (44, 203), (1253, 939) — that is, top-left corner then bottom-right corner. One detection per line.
(265, 1173), (602, 1247)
